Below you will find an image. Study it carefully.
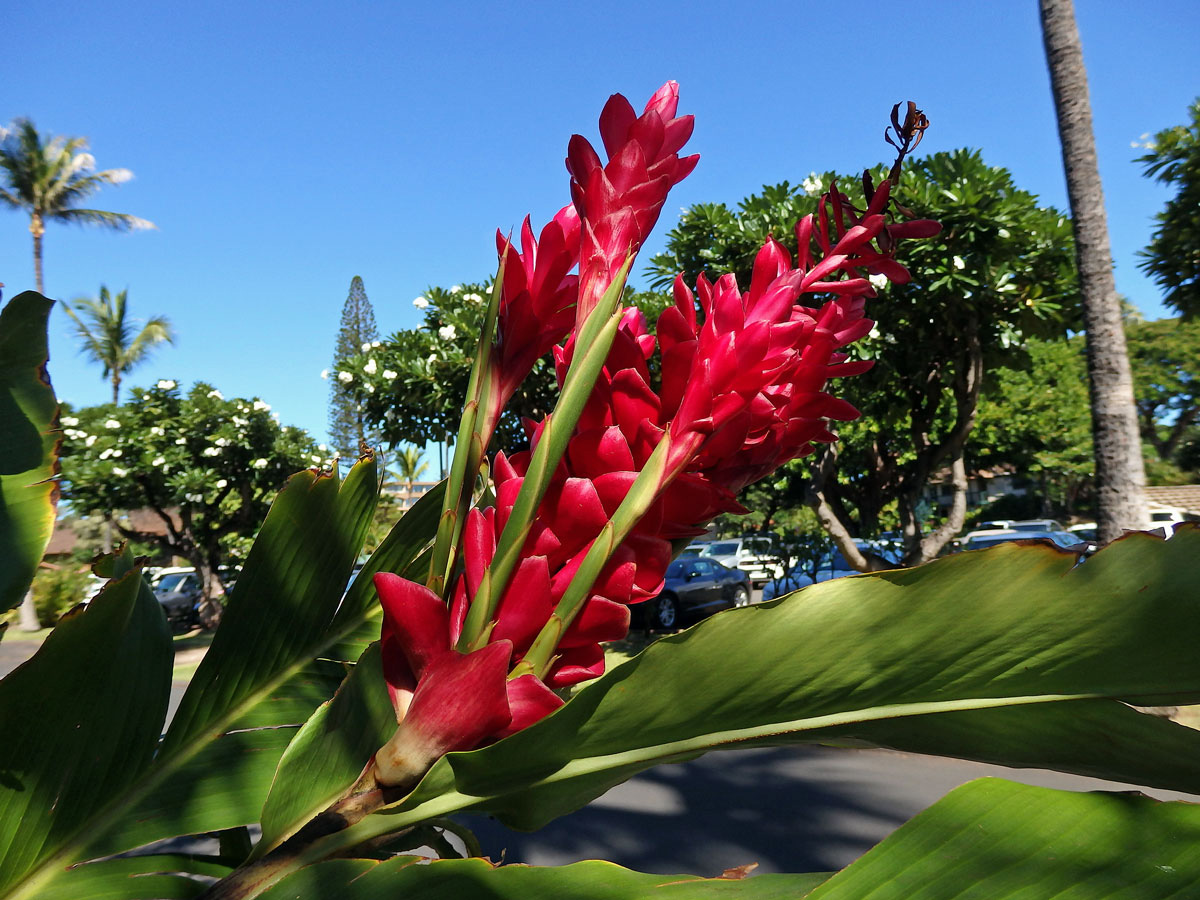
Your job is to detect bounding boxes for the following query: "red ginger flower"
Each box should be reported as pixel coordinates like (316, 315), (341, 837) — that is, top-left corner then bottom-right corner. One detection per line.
(492, 204), (581, 404)
(568, 81), (699, 325)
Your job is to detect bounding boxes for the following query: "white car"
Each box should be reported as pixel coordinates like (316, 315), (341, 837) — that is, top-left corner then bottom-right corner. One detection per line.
(699, 537), (784, 586)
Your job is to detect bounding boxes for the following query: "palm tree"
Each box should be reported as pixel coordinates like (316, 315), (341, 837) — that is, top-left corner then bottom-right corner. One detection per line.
(0, 118), (155, 296)
(395, 445), (430, 504)
(1039, 0), (1149, 541)
(63, 286), (175, 403)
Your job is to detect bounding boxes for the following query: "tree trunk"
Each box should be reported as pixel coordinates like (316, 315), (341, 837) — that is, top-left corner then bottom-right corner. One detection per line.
(31, 212), (44, 296)
(112, 373), (120, 405)
(1040, 0), (1149, 542)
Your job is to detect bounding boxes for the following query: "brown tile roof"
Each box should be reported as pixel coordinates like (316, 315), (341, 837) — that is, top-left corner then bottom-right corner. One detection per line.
(1144, 485), (1200, 515)
(44, 521), (78, 555)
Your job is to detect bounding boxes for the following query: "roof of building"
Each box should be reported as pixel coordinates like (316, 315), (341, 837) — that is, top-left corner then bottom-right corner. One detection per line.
(1144, 485), (1200, 515)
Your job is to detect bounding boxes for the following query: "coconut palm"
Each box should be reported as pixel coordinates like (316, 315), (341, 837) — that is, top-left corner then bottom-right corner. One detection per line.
(1039, 0), (1148, 540)
(63, 286), (175, 403)
(395, 444), (430, 501)
(0, 118), (155, 296)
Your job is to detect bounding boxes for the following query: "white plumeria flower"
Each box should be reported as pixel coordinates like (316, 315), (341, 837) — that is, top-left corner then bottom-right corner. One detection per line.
(215, 437), (230, 447)
(801, 173), (823, 194)
(450, 285), (462, 293)
(156, 379), (177, 390)
(438, 324), (456, 340)
(175, 437), (187, 445)
(85, 435), (97, 447)
(365, 384), (375, 394)
(150, 426), (165, 436)
(463, 292), (483, 304)
(997, 228), (1011, 239)
(412, 296), (429, 309)
(371, 340), (381, 348)
(216, 479), (228, 488)
(252, 458), (268, 469)
(185, 493), (202, 503)
(112, 467), (127, 477)
(253, 400), (270, 411)
(361, 342), (372, 352)
(152, 456), (165, 466)
(953, 256), (966, 270)
(338, 371), (353, 384)
(382, 369), (397, 380)
(868, 273), (889, 291)
(99, 448), (113, 460)
(61, 416), (79, 426)
(364, 359), (378, 375)
(232, 416), (248, 427)
(207, 389), (225, 400)
(111, 449), (122, 458)
(320, 369), (330, 380)
(203, 447), (220, 457)
(105, 418), (121, 429)
(318, 444), (328, 452)
(311, 455), (322, 463)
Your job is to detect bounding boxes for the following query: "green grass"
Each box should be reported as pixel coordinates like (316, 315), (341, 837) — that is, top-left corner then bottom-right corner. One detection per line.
(0, 624), (51, 642)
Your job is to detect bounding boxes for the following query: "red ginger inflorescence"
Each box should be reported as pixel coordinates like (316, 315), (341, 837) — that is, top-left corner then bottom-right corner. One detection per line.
(371, 87), (939, 789)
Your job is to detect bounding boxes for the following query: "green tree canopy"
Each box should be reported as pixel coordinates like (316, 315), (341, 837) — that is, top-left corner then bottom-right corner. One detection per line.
(59, 381), (326, 613)
(649, 149), (1081, 565)
(61, 285), (175, 403)
(1137, 98), (1200, 318)
(0, 118), (154, 295)
(1126, 315), (1200, 469)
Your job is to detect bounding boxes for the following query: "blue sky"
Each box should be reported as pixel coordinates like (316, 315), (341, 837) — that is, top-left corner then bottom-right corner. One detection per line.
(3, 0), (1197, 452)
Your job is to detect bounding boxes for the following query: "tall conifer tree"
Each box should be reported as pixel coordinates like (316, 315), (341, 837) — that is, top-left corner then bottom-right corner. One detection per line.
(329, 275), (379, 459)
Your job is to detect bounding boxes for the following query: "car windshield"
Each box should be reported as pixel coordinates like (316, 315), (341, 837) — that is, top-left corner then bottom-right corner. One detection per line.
(156, 573), (191, 593)
(703, 542), (739, 556)
(969, 532), (1078, 550)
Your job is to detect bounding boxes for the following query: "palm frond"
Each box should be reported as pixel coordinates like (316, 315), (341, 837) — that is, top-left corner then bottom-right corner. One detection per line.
(53, 208), (156, 230)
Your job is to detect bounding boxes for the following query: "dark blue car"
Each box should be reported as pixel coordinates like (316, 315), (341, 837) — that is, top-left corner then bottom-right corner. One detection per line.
(641, 557), (751, 631)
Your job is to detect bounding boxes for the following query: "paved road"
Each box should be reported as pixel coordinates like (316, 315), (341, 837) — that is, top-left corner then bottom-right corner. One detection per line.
(463, 744), (1198, 876)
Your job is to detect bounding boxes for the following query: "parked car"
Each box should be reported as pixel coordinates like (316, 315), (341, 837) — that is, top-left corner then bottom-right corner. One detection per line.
(699, 536), (784, 586)
(152, 569), (202, 632)
(761, 540), (905, 602)
(677, 542), (710, 558)
(641, 557), (751, 631)
(961, 529), (1092, 554)
(974, 518), (1066, 534)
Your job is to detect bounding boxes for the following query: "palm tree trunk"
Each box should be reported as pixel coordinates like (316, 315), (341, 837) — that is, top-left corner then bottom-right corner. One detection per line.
(112, 372), (120, 405)
(1039, 0), (1148, 543)
(31, 212), (44, 295)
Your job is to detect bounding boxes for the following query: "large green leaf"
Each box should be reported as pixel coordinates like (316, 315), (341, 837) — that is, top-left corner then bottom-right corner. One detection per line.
(0, 554), (172, 898)
(0, 291), (59, 617)
(260, 857), (831, 899)
(257, 643), (396, 853)
(311, 530), (1200, 851)
(162, 457), (380, 752)
(807, 778), (1200, 898)
(36, 855), (231, 900)
(12, 467), (444, 900)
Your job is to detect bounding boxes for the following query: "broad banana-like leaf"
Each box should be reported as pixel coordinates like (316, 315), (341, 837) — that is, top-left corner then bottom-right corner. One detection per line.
(259, 856), (831, 899)
(301, 530), (1200, 857)
(256, 642), (396, 852)
(0, 552), (172, 899)
(4, 461), (443, 899)
(0, 291), (58, 618)
(806, 778), (1200, 899)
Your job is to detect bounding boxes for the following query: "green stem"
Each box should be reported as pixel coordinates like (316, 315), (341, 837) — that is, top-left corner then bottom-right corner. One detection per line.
(428, 262), (505, 596)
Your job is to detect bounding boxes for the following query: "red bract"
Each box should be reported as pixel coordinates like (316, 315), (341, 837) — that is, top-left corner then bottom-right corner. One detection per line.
(568, 81), (699, 325)
(492, 204), (581, 404)
(372, 572), (562, 785)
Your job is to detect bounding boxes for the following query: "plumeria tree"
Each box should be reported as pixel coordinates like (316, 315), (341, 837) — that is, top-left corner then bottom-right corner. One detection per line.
(58, 380), (328, 615)
(649, 150), (1080, 566)
(4, 85), (1200, 900)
